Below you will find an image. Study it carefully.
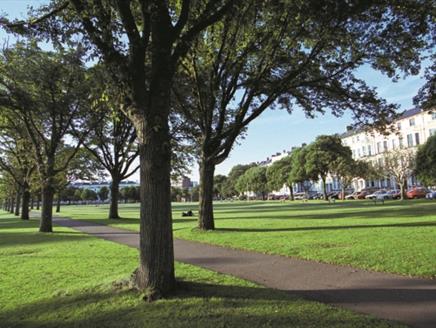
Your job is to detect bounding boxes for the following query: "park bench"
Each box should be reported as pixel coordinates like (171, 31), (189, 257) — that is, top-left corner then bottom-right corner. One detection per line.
(373, 195), (385, 205)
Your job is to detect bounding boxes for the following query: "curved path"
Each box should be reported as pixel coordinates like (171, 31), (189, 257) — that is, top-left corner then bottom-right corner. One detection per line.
(53, 217), (436, 328)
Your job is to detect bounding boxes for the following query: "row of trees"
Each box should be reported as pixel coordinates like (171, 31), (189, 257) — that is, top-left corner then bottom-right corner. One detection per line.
(213, 133), (436, 201)
(0, 0), (434, 297)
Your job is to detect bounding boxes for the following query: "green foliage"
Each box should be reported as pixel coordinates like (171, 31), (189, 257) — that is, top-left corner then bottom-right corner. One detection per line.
(225, 163), (257, 196)
(237, 166), (269, 197)
(289, 147), (318, 188)
(213, 175), (228, 198)
(98, 186), (110, 201)
(81, 189), (98, 202)
(416, 134), (436, 186)
(266, 156), (293, 191)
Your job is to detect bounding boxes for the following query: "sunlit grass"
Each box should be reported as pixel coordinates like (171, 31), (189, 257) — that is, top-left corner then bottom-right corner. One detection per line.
(57, 199), (436, 277)
(0, 213), (403, 328)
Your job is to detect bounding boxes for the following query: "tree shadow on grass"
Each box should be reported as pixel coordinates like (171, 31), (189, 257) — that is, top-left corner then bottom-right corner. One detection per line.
(0, 281), (411, 328)
(214, 221), (436, 233)
(212, 205), (436, 221)
(0, 231), (90, 248)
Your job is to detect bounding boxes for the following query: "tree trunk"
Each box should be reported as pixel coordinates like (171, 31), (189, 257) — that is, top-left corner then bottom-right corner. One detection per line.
(399, 178), (408, 200)
(10, 195), (15, 214)
(109, 176), (120, 219)
(131, 72), (175, 296)
(289, 185), (294, 201)
(36, 194), (40, 210)
(14, 190), (21, 216)
(198, 160), (215, 230)
(21, 186), (30, 220)
(40, 183), (54, 232)
(322, 177), (328, 201)
(30, 196), (34, 210)
(56, 193), (61, 213)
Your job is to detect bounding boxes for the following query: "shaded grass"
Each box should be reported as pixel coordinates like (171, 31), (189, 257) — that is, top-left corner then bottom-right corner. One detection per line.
(0, 212), (403, 328)
(55, 199), (436, 278)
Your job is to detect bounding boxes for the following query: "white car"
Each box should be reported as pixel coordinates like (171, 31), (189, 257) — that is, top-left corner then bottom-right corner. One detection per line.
(365, 190), (389, 200)
(426, 191), (436, 199)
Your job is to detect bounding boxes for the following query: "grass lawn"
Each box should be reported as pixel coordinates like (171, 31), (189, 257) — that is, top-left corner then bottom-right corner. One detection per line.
(0, 212), (403, 328)
(56, 199), (436, 278)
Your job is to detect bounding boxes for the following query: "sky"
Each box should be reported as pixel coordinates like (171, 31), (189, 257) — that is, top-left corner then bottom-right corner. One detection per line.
(0, 1), (430, 182)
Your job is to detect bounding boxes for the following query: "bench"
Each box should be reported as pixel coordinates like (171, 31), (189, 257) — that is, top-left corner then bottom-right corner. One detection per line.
(373, 195), (385, 205)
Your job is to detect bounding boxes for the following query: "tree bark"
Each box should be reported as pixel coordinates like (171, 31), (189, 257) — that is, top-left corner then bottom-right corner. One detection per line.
(36, 194), (40, 210)
(322, 176), (328, 201)
(131, 75), (175, 296)
(56, 193), (61, 213)
(289, 185), (294, 201)
(198, 160), (215, 230)
(40, 182), (54, 232)
(109, 176), (120, 219)
(21, 185), (30, 220)
(14, 190), (21, 216)
(399, 178), (408, 200)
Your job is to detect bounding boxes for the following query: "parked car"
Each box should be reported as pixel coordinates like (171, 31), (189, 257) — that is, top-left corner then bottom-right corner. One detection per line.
(426, 190), (436, 199)
(365, 189), (389, 200)
(355, 190), (371, 199)
(386, 190), (401, 199)
(407, 187), (428, 199)
(294, 192), (306, 200)
(345, 191), (359, 200)
(327, 191), (341, 199)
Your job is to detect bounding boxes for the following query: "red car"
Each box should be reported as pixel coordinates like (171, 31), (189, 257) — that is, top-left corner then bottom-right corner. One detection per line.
(407, 187), (428, 199)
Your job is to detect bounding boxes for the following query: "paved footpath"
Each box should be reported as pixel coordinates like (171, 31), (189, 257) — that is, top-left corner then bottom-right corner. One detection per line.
(53, 217), (436, 328)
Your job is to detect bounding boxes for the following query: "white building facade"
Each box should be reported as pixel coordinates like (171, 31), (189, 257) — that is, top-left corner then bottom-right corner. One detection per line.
(341, 108), (436, 191)
(264, 108), (436, 196)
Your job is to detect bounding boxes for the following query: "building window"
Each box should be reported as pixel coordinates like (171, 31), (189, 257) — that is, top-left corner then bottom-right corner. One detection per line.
(409, 118), (415, 126)
(432, 112), (436, 120)
(383, 140), (388, 152)
(407, 134), (413, 147)
(377, 142), (381, 154)
(356, 135), (360, 141)
(415, 133), (420, 145)
(357, 149), (361, 157)
(391, 139), (396, 150)
(397, 122), (401, 130)
(368, 145), (372, 156)
(399, 137), (403, 148)
(430, 128), (436, 136)
(362, 146), (366, 156)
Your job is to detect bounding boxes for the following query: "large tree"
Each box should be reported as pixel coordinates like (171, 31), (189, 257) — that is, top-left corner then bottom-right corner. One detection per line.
(2, 0), (241, 297)
(174, 0), (435, 229)
(289, 146), (318, 194)
(415, 134), (436, 186)
(333, 157), (370, 199)
(0, 43), (89, 232)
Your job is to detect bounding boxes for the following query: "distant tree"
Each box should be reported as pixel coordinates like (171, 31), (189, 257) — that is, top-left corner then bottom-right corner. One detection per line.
(224, 164), (257, 199)
(375, 149), (416, 200)
(0, 43), (89, 232)
(266, 156), (294, 200)
(0, 125), (35, 220)
(98, 186), (110, 202)
(289, 147), (318, 195)
(334, 158), (370, 199)
(73, 189), (83, 203)
(237, 166), (269, 200)
(213, 175), (228, 199)
(305, 135), (351, 200)
(81, 189), (98, 203)
(415, 134), (436, 186)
